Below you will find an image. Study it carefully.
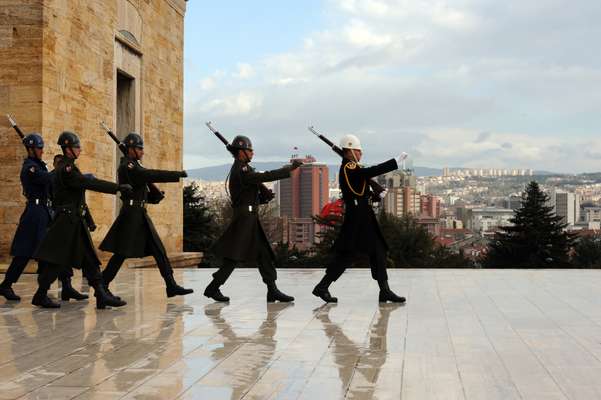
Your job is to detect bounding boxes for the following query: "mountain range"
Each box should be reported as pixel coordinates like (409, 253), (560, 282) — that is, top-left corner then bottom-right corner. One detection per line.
(186, 162), (554, 181)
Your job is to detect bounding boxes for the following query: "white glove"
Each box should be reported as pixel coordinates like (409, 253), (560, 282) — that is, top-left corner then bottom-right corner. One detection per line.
(379, 189), (388, 199)
(396, 152), (408, 169)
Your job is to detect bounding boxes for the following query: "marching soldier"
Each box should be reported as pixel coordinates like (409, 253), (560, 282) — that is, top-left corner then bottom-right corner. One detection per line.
(0, 135), (87, 303)
(204, 135), (302, 303)
(50, 154), (89, 302)
(312, 134), (406, 303)
(0, 133), (52, 301)
(33, 131), (132, 308)
(99, 133), (193, 298)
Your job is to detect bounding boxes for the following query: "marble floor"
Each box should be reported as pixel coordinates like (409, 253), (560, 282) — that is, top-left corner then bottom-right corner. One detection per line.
(1, 268), (601, 400)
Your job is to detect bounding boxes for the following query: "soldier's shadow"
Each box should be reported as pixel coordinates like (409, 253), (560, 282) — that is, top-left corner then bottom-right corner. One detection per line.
(203, 302), (293, 400)
(313, 303), (401, 397)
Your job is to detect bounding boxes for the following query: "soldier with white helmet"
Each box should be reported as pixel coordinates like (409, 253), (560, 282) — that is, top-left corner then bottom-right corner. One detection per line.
(312, 133), (406, 303)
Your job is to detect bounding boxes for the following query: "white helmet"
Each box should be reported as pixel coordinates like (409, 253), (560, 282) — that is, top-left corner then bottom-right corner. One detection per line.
(339, 134), (362, 150)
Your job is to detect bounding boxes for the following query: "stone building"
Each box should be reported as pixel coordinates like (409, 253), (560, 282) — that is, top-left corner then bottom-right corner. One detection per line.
(0, 0), (187, 261)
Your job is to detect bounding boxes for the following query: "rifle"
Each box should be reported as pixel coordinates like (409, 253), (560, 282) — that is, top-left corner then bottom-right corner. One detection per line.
(100, 121), (165, 204)
(205, 121), (274, 204)
(205, 121), (234, 155)
(6, 114), (26, 140)
(308, 126), (386, 202)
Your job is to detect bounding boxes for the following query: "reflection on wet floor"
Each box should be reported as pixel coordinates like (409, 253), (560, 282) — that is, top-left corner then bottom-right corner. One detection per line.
(2, 268), (601, 399)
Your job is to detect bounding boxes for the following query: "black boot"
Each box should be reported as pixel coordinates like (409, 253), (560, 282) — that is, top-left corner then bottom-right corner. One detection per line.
(165, 275), (194, 298)
(312, 276), (338, 303)
(105, 284), (122, 301)
(32, 289), (60, 308)
(60, 278), (88, 301)
(266, 281), (294, 303)
(378, 280), (406, 303)
(0, 282), (21, 301)
(94, 283), (127, 309)
(204, 279), (230, 302)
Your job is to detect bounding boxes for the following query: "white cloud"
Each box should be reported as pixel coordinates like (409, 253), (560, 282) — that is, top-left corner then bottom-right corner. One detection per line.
(344, 19), (392, 47)
(198, 92), (263, 117)
(184, 0), (601, 172)
(234, 63), (255, 79)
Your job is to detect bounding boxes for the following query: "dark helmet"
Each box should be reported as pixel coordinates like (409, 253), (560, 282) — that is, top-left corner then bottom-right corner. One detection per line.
(230, 135), (253, 151)
(122, 132), (144, 149)
(23, 133), (44, 149)
(57, 131), (81, 148)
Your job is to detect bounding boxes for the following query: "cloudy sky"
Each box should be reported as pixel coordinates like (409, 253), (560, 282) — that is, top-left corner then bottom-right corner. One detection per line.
(183, 0), (601, 173)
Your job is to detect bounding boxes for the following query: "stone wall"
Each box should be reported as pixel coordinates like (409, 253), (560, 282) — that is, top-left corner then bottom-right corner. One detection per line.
(0, 0), (186, 261)
(0, 0), (44, 259)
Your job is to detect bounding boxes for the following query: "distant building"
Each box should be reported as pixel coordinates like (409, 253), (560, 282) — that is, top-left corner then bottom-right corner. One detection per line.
(276, 155), (329, 249)
(379, 170), (421, 216)
(442, 217), (464, 230)
(549, 189), (580, 227)
(282, 217), (317, 251)
(279, 155), (329, 219)
(582, 206), (601, 223)
(502, 195), (523, 210)
(467, 207), (514, 236)
(420, 194), (441, 218)
(443, 168), (534, 177)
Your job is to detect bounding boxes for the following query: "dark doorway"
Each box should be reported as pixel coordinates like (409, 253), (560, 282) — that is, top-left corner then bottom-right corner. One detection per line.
(116, 71), (136, 211)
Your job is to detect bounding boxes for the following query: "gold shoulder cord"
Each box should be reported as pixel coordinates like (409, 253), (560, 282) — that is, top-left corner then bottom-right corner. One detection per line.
(343, 162), (366, 196)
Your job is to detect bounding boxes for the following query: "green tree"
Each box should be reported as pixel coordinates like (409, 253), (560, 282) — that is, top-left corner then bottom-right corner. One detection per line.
(571, 234), (601, 268)
(378, 211), (435, 267)
(485, 181), (573, 268)
(273, 241), (312, 268)
(310, 214), (343, 267)
(183, 182), (220, 254)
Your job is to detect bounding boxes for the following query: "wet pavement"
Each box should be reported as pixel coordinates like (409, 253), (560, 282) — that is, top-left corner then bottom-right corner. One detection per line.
(1, 268), (601, 399)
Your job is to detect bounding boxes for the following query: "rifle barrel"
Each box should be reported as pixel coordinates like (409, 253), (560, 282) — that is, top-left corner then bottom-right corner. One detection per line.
(206, 121), (230, 147)
(6, 114), (25, 138)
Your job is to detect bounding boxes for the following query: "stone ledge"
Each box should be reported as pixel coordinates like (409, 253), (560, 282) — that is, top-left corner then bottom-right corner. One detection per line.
(0, 252), (202, 273)
(127, 252), (202, 269)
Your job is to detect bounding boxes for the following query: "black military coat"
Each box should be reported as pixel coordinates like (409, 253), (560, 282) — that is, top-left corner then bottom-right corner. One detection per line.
(34, 157), (120, 267)
(10, 157), (52, 257)
(99, 157), (183, 258)
(334, 157), (398, 254)
(212, 160), (291, 262)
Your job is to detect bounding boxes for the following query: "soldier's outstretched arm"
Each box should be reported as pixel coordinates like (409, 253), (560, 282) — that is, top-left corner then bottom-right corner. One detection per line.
(129, 165), (186, 183)
(62, 167), (120, 194)
(353, 159), (398, 179)
(241, 166), (292, 185)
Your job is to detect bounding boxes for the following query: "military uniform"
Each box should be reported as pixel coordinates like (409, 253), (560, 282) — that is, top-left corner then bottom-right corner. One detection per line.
(205, 153), (296, 302)
(33, 155), (127, 308)
(0, 156), (52, 299)
(328, 157), (397, 280)
(212, 159), (290, 267)
(99, 155), (191, 297)
(313, 154), (405, 303)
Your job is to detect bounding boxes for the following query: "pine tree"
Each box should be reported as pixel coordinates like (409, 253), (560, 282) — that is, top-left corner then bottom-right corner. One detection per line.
(571, 234), (601, 268)
(486, 181), (573, 268)
(183, 182), (220, 254)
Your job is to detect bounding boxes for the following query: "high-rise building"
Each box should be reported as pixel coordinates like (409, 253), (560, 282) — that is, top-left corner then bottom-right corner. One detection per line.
(279, 155), (329, 219)
(378, 170), (421, 216)
(277, 155), (329, 249)
(420, 194), (441, 218)
(549, 189), (580, 227)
